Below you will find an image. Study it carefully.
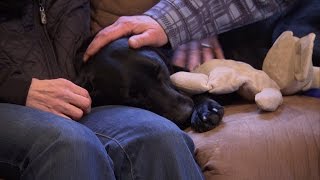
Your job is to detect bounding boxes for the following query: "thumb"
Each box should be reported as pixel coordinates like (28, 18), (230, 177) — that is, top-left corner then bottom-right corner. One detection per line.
(128, 33), (156, 49)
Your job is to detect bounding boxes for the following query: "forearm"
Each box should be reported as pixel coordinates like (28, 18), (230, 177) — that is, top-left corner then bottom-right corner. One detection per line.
(145, 0), (298, 48)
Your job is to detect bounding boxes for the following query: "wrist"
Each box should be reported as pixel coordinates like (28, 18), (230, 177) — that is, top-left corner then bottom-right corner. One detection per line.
(144, 1), (188, 48)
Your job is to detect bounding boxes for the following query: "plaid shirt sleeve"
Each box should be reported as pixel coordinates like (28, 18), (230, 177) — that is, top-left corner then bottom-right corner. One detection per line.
(144, 0), (298, 48)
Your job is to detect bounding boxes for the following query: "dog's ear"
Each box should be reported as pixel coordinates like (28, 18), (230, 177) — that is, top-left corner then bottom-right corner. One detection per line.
(133, 50), (169, 78)
(143, 45), (175, 74)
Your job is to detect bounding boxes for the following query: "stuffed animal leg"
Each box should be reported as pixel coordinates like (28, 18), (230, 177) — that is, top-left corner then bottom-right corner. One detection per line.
(170, 59), (283, 111)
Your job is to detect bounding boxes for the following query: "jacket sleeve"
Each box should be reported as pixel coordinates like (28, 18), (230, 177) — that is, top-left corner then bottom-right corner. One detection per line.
(144, 0), (298, 48)
(0, 54), (32, 105)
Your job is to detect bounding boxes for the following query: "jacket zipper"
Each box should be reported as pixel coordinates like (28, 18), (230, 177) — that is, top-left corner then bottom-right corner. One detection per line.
(39, 0), (47, 25)
(38, 0), (62, 78)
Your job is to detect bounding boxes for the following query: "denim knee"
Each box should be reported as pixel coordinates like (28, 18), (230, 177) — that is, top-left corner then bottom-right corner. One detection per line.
(128, 119), (195, 153)
(80, 106), (203, 180)
(0, 104), (112, 179)
(82, 106), (195, 152)
(1, 103), (105, 160)
(46, 120), (105, 154)
(110, 113), (199, 180)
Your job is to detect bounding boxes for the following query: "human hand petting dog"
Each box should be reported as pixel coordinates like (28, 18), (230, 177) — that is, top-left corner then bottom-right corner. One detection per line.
(26, 78), (91, 120)
(172, 36), (225, 71)
(83, 15), (168, 62)
(83, 14), (225, 71)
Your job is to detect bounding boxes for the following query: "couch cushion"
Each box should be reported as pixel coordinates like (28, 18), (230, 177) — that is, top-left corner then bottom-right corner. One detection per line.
(90, 0), (158, 34)
(187, 95), (320, 180)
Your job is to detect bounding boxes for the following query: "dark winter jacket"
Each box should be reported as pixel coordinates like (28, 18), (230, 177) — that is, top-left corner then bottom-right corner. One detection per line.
(0, 0), (91, 105)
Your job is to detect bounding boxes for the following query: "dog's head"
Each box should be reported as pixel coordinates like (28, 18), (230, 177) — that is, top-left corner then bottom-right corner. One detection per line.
(80, 38), (194, 128)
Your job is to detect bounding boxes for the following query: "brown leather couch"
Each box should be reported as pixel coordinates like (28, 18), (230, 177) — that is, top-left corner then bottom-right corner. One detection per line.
(187, 96), (320, 180)
(94, 1), (320, 179)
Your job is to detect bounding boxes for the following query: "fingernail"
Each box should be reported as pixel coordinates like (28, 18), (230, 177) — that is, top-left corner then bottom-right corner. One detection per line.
(86, 106), (91, 114)
(83, 54), (88, 62)
(129, 38), (138, 48)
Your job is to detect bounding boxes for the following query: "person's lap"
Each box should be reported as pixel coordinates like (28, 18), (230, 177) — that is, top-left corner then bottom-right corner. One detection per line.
(0, 103), (114, 179)
(80, 105), (202, 180)
(0, 103), (203, 180)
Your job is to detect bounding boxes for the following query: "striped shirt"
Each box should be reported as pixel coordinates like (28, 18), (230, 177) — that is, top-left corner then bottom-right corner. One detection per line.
(145, 0), (299, 48)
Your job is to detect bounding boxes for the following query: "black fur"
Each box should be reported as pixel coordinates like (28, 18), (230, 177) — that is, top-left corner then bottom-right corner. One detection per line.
(76, 38), (223, 132)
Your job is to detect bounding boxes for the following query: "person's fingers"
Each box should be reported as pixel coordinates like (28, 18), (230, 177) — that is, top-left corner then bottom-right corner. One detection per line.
(170, 36), (224, 72)
(128, 31), (162, 49)
(65, 92), (91, 114)
(83, 21), (131, 62)
(84, 16), (168, 62)
(202, 48), (214, 62)
(55, 101), (84, 120)
(54, 112), (72, 120)
(201, 39), (214, 62)
(210, 36), (225, 59)
(188, 41), (201, 71)
(172, 44), (188, 69)
(59, 79), (91, 114)
(214, 47), (225, 59)
(63, 79), (91, 99)
(26, 78), (91, 120)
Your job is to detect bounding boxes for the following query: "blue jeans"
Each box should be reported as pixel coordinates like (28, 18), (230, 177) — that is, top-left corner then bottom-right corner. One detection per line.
(0, 103), (204, 180)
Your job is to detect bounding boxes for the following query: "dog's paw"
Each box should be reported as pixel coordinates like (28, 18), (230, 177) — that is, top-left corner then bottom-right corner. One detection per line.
(191, 98), (224, 132)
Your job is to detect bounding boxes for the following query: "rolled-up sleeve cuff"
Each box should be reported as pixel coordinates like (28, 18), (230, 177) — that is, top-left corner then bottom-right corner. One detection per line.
(0, 77), (32, 105)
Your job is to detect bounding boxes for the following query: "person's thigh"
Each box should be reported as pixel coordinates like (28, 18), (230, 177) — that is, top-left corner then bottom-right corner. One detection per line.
(80, 106), (204, 180)
(0, 103), (114, 180)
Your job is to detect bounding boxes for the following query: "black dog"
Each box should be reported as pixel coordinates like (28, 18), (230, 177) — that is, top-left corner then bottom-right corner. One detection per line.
(76, 38), (224, 132)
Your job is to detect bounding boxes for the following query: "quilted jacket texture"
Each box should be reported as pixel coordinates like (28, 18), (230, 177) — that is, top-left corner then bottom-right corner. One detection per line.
(0, 0), (91, 105)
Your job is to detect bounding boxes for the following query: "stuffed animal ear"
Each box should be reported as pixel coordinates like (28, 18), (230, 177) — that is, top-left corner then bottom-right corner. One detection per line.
(170, 72), (210, 94)
(263, 31), (296, 90)
(295, 33), (315, 82)
(263, 31), (316, 95)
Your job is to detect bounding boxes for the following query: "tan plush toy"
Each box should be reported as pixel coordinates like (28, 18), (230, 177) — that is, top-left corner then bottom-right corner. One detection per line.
(170, 59), (283, 111)
(170, 31), (320, 112)
(262, 31), (320, 95)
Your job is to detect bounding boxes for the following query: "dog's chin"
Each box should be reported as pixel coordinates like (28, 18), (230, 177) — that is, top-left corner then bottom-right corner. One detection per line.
(164, 110), (193, 129)
(149, 98), (194, 129)
(126, 93), (194, 129)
